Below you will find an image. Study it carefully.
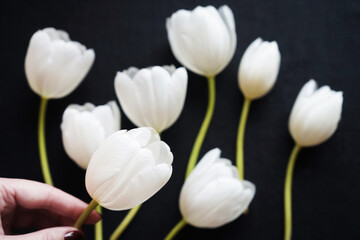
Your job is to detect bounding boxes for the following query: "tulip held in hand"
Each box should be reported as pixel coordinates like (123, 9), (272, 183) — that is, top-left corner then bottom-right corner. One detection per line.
(115, 65), (187, 133)
(165, 148), (255, 239)
(86, 127), (173, 210)
(74, 127), (173, 230)
(284, 79), (343, 240)
(61, 101), (120, 169)
(236, 38), (281, 180)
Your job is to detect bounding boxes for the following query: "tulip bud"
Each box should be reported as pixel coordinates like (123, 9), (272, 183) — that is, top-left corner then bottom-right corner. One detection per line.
(85, 127), (173, 210)
(179, 148), (255, 228)
(289, 80), (343, 147)
(238, 38), (281, 100)
(166, 5), (236, 77)
(61, 101), (120, 169)
(25, 27), (95, 99)
(114, 65), (187, 133)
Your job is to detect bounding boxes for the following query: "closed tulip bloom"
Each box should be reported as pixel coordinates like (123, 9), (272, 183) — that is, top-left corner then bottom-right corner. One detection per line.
(114, 65), (187, 133)
(166, 5), (236, 77)
(289, 79), (343, 147)
(25, 27), (95, 99)
(61, 101), (120, 169)
(85, 127), (173, 210)
(179, 148), (255, 228)
(238, 38), (281, 100)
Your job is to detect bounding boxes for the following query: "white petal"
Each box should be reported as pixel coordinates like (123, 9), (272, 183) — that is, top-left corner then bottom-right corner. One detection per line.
(61, 110), (105, 169)
(147, 141), (174, 165)
(92, 101), (120, 136)
(289, 80), (343, 146)
(166, 6), (236, 77)
(103, 163), (172, 210)
(115, 72), (145, 127)
(25, 28), (95, 99)
(126, 127), (160, 147)
(239, 39), (281, 99)
(181, 178), (254, 228)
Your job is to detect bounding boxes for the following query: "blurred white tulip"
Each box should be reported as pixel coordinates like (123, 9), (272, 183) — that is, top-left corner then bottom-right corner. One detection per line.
(179, 148), (255, 228)
(166, 5), (236, 77)
(289, 79), (343, 147)
(238, 38), (281, 100)
(61, 101), (120, 169)
(25, 27), (95, 99)
(114, 65), (187, 133)
(85, 127), (173, 210)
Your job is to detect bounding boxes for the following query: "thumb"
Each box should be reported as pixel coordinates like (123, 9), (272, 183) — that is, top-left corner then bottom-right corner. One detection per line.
(3, 227), (84, 240)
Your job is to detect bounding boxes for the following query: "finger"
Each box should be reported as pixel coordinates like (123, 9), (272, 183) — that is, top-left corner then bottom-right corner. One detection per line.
(2, 178), (101, 224)
(11, 209), (76, 230)
(1, 227), (83, 240)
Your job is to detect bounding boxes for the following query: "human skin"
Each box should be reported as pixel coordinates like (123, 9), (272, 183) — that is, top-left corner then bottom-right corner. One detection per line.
(0, 178), (101, 239)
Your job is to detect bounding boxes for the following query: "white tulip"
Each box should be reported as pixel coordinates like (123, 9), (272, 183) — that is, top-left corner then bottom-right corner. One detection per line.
(238, 38), (281, 100)
(166, 5), (236, 77)
(289, 80), (343, 147)
(114, 65), (187, 133)
(61, 101), (120, 169)
(85, 127), (173, 210)
(25, 27), (95, 99)
(179, 148), (255, 228)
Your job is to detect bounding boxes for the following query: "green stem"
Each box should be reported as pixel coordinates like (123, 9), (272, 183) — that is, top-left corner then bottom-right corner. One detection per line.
(164, 219), (187, 240)
(284, 144), (302, 240)
(38, 97), (53, 186)
(185, 76), (216, 178)
(110, 204), (142, 240)
(74, 199), (98, 229)
(95, 205), (103, 240)
(236, 98), (251, 180)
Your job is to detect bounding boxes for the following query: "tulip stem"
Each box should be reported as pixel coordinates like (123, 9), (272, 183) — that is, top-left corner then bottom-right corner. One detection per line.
(74, 199), (99, 229)
(38, 97), (53, 186)
(95, 205), (103, 240)
(185, 76), (216, 178)
(236, 98), (251, 180)
(110, 204), (142, 240)
(284, 144), (302, 240)
(164, 219), (187, 240)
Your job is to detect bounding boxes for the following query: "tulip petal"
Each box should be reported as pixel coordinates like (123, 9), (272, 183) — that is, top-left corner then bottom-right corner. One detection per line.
(92, 101), (120, 136)
(25, 28), (95, 99)
(289, 80), (343, 146)
(101, 163), (172, 210)
(61, 110), (105, 169)
(115, 72), (146, 127)
(166, 5), (236, 76)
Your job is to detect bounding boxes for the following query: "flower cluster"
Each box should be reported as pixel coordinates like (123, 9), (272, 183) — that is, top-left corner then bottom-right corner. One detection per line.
(23, 4), (343, 240)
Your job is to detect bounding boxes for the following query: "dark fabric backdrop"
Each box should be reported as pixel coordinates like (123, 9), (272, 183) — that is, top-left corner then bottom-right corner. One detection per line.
(1, 0), (359, 239)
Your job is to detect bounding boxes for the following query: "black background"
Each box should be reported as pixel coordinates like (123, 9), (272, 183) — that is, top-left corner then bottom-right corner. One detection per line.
(1, 0), (359, 239)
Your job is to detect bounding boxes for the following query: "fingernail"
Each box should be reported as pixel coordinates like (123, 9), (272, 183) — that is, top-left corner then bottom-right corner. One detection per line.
(64, 230), (84, 240)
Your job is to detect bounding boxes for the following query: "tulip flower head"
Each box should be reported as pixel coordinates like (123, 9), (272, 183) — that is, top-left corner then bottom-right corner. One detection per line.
(115, 65), (187, 133)
(85, 127), (173, 210)
(179, 148), (255, 228)
(166, 5), (236, 77)
(25, 27), (95, 99)
(238, 38), (281, 100)
(61, 101), (121, 169)
(289, 80), (343, 147)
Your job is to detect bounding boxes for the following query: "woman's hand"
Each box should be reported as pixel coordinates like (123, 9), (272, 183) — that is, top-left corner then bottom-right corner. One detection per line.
(0, 178), (101, 239)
